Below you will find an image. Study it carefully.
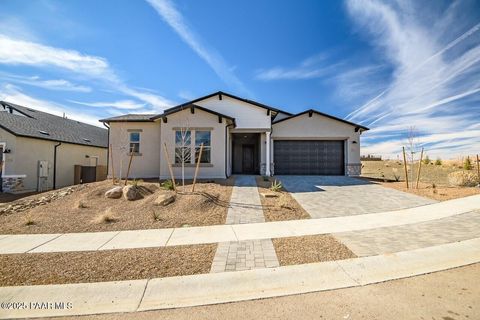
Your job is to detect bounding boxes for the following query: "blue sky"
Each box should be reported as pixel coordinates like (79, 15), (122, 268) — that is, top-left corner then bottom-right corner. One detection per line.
(0, 0), (479, 158)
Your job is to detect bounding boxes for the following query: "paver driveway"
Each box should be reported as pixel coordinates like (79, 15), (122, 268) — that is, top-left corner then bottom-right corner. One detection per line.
(278, 176), (436, 218)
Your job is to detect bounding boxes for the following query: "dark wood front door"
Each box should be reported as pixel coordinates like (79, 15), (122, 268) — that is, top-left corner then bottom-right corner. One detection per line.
(242, 144), (255, 174)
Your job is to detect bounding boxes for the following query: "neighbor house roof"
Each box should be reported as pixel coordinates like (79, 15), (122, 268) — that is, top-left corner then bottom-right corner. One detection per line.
(98, 114), (156, 123)
(0, 101), (108, 148)
(273, 109), (370, 131)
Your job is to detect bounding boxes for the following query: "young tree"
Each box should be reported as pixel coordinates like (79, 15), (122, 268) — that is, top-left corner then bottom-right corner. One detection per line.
(174, 119), (191, 190)
(406, 126), (419, 186)
(464, 156), (473, 170)
(423, 155), (430, 165)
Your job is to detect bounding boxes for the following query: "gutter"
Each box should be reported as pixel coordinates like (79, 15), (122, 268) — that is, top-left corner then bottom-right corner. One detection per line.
(53, 142), (62, 190)
(103, 122), (110, 176)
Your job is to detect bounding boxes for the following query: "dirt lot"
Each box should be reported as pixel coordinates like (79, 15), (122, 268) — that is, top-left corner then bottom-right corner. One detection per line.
(273, 235), (356, 265)
(0, 178), (233, 234)
(0, 244), (216, 286)
(256, 177), (310, 221)
(362, 160), (480, 200)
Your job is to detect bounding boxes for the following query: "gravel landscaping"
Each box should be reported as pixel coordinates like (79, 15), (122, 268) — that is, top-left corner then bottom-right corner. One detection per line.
(0, 179), (233, 234)
(272, 235), (356, 266)
(0, 244), (216, 286)
(256, 177), (310, 221)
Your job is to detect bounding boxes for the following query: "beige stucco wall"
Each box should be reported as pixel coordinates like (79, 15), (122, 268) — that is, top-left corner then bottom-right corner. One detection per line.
(2, 134), (106, 192)
(272, 112), (362, 167)
(160, 108), (228, 179)
(108, 122), (161, 179)
(0, 128), (17, 175)
(196, 95), (271, 129)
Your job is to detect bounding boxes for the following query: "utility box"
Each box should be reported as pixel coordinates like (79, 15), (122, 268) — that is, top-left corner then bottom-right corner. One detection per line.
(38, 160), (49, 178)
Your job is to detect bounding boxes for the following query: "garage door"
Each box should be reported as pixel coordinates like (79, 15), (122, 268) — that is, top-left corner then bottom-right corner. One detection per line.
(273, 140), (345, 175)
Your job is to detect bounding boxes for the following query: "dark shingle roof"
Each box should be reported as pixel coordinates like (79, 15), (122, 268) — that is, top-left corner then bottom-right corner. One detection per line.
(98, 114), (156, 122)
(0, 101), (108, 148)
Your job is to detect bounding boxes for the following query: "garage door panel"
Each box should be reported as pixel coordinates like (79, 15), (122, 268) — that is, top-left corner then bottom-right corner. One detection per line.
(274, 140), (344, 175)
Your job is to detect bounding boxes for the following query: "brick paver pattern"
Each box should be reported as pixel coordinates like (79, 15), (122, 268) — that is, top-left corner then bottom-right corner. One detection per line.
(334, 210), (480, 256)
(278, 175), (436, 218)
(211, 176), (280, 273)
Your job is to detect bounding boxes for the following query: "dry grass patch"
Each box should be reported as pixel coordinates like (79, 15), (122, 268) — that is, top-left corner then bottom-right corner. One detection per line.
(273, 235), (356, 266)
(0, 244), (216, 286)
(375, 181), (480, 201)
(256, 177), (310, 221)
(0, 178), (233, 234)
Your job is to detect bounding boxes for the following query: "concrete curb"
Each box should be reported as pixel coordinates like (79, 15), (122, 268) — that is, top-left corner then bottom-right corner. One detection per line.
(0, 195), (479, 254)
(0, 238), (479, 319)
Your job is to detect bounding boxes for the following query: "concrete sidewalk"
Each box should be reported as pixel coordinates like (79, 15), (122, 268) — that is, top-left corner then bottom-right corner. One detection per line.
(1, 238), (479, 319)
(0, 195), (479, 254)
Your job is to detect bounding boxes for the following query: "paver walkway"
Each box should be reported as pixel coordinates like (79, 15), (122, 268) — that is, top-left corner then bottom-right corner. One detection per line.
(278, 176), (436, 218)
(0, 195), (479, 254)
(335, 210), (480, 256)
(1, 238), (479, 319)
(211, 176), (279, 273)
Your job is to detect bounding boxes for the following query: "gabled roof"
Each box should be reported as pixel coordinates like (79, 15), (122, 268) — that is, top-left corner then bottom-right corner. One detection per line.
(99, 114), (156, 123)
(273, 109), (369, 131)
(151, 104), (236, 127)
(165, 91), (293, 116)
(0, 101), (108, 148)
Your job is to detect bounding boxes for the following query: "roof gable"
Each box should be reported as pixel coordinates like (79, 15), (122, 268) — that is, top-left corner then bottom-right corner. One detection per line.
(273, 109), (369, 131)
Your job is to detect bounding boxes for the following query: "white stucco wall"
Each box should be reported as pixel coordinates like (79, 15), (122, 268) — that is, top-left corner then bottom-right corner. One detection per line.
(272, 112), (362, 167)
(160, 108), (229, 179)
(2, 134), (106, 192)
(196, 95), (271, 129)
(108, 122), (161, 179)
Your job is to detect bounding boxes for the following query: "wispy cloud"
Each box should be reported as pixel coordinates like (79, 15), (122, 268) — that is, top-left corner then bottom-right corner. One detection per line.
(0, 33), (174, 111)
(341, 0), (480, 158)
(69, 99), (145, 110)
(146, 0), (251, 96)
(255, 54), (343, 80)
(0, 72), (91, 92)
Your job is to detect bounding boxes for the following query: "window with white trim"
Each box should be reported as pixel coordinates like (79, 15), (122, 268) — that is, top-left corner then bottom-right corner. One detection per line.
(195, 131), (211, 163)
(129, 132), (140, 154)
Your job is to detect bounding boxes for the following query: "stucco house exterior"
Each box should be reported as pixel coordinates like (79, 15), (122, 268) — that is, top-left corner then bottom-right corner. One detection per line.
(0, 101), (108, 193)
(100, 91), (368, 180)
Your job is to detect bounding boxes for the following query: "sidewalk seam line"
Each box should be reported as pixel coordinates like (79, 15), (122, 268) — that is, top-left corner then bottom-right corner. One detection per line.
(136, 279), (150, 311)
(335, 260), (361, 286)
(25, 234), (64, 253)
(96, 231), (122, 250)
(163, 228), (176, 247)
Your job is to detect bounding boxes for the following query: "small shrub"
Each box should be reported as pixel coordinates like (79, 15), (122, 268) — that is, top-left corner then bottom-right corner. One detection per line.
(161, 179), (175, 190)
(24, 216), (35, 226)
(270, 180), (283, 192)
(262, 176), (270, 182)
(151, 210), (162, 221)
(435, 158), (442, 165)
(77, 200), (88, 209)
(423, 155), (430, 165)
(95, 208), (118, 224)
(130, 179), (142, 187)
(464, 156), (473, 170)
(432, 183), (437, 194)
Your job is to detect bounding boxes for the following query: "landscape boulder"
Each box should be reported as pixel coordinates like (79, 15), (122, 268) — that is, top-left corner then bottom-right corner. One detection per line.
(154, 193), (176, 206)
(447, 171), (479, 187)
(123, 185), (139, 201)
(105, 186), (123, 199)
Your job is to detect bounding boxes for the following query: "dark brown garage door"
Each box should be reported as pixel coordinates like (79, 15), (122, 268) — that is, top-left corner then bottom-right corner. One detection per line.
(273, 140), (345, 175)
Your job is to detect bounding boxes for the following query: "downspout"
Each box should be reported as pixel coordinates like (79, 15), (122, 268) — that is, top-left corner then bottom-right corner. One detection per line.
(53, 142), (62, 190)
(103, 122), (110, 176)
(224, 122), (234, 178)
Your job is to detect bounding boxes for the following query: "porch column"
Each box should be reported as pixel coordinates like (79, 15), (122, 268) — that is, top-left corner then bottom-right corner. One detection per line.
(265, 131), (271, 176)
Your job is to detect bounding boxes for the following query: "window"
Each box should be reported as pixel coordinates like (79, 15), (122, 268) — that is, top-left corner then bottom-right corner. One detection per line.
(175, 130), (191, 164)
(195, 131), (211, 163)
(129, 132), (140, 154)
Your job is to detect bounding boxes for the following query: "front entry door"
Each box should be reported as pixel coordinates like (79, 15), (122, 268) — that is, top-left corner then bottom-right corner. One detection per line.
(242, 144), (255, 174)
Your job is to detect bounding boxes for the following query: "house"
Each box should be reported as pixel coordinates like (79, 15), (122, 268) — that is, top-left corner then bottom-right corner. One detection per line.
(100, 91), (369, 180)
(0, 101), (108, 193)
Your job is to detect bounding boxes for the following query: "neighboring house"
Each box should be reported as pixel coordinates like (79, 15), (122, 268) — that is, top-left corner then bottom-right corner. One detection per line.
(0, 101), (108, 193)
(100, 91), (369, 180)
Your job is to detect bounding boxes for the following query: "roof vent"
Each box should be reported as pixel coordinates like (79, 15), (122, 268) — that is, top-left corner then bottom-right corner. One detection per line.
(83, 138), (91, 142)
(38, 130), (50, 135)
(27, 108), (36, 112)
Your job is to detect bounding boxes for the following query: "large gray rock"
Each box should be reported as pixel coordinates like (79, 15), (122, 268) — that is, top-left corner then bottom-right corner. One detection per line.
(105, 186), (123, 199)
(154, 193), (176, 206)
(123, 185), (139, 201)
